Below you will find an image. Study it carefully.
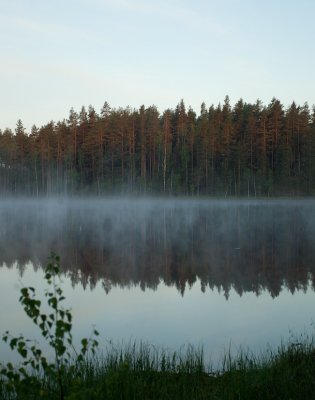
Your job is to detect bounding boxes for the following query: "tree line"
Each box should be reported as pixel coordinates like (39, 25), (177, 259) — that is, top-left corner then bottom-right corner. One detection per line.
(1, 96), (315, 196)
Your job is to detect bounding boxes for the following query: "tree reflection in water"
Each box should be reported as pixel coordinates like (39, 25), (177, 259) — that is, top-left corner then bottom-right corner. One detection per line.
(0, 198), (314, 299)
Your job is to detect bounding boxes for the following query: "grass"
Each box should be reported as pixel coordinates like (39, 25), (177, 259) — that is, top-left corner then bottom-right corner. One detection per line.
(1, 254), (315, 399)
(2, 338), (315, 399)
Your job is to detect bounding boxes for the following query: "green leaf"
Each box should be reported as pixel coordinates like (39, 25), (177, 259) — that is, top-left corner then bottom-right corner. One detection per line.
(19, 348), (28, 359)
(9, 338), (18, 349)
(20, 288), (28, 297)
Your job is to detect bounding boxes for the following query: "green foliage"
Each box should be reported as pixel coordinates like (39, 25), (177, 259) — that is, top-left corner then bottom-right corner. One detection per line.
(2, 97), (315, 196)
(2, 254), (315, 399)
(0, 253), (99, 400)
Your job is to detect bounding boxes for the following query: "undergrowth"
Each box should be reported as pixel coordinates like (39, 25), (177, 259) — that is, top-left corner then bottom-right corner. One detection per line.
(1, 255), (315, 399)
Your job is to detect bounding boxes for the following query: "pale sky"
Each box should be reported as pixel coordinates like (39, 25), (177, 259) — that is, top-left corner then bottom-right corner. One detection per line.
(1, 0), (315, 131)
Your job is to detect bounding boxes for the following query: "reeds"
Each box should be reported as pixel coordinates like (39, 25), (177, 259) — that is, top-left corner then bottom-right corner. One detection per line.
(2, 255), (315, 399)
(2, 338), (315, 399)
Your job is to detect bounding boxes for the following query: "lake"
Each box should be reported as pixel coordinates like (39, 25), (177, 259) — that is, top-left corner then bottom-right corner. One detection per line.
(1, 198), (315, 368)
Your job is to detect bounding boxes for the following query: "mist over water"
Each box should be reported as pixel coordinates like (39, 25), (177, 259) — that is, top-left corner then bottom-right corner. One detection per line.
(1, 197), (315, 297)
(1, 197), (315, 366)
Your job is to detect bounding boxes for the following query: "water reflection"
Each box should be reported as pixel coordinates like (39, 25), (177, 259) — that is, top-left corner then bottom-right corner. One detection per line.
(1, 198), (315, 298)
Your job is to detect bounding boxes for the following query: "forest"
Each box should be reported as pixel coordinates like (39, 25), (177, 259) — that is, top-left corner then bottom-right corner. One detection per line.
(1, 96), (315, 196)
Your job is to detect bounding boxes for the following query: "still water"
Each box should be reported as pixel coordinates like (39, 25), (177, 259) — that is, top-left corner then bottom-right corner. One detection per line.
(1, 198), (315, 366)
